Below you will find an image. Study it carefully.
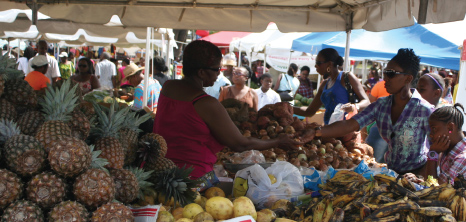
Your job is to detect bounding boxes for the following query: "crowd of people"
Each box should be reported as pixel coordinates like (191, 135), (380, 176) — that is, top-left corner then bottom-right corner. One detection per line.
(9, 39), (465, 186)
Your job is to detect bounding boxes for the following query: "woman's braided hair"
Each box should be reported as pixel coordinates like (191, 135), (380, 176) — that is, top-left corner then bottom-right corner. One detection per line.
(430, 103), (465, 129)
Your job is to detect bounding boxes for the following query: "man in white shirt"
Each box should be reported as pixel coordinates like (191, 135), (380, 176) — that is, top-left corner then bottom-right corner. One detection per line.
(95, 52), (116, 89)
(204, 72), (231, 99)
(27, 40), (61, 82)
(255, 73), (281, 110)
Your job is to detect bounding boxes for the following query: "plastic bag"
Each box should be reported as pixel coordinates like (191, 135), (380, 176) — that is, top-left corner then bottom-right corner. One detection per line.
(233, 161), (304, 209)
(329, 104), (345, 124)
(229, 150), (265, 164)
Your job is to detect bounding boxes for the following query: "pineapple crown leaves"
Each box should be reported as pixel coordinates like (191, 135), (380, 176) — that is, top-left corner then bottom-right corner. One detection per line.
(122, 112), (151, 133)
(127, 166), (154, 200)
(137, 139), (161, 168)
(0, 54), (24, 80)
(91, 101), (130, 138)
(154, 166), (198, 207)
(0, 118), (21, 144)
(89, 144), (109, 173)
(39, 79), (79, 121)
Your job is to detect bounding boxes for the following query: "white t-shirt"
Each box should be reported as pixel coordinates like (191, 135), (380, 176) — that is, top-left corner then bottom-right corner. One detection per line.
(204, 72), (231, 99)
(95, 59), (116, 89)
(17, 57), (29, 75)
(277, 74), (300, 96)
(255, 88), (281, 111)
(28, 54), (61, 81)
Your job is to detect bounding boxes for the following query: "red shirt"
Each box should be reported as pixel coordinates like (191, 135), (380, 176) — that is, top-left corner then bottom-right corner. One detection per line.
(25, 71), (51, 90)
(153, 94), (224, 179)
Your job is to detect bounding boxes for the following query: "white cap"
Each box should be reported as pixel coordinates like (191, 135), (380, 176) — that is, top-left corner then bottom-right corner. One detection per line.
(31, 55), (48, 67)
(59, 52), (68, 58)
(223, 53), (237, 66)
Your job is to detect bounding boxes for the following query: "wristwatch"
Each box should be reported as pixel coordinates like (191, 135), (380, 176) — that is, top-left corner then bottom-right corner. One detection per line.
(428, 151), (439, 161)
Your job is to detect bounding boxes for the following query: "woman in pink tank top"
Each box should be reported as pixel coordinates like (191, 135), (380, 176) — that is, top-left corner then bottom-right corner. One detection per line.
(153, 40), (301, 182)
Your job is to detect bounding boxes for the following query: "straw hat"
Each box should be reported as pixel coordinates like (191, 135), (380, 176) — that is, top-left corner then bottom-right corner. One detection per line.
(122, 63), (144, 82)
(223, 53), (237, 66)
(31, 55), (48, 67)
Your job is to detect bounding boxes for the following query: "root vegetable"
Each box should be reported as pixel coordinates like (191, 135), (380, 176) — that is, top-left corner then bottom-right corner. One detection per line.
(300, 161), (309, 168)
(275, 126), (284, 133)
(259, 129), (268, 137)
(290, 117), (305, 131)
(338, 150), (348, 159)
(258, 116), (271, 129)
(269, 120), (279, 128)
(297, 154), (307, 161)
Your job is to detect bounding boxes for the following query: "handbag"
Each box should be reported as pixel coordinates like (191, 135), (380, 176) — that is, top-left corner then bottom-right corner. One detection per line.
(277, 74), (293, 102)
(343, 72), (360, 104)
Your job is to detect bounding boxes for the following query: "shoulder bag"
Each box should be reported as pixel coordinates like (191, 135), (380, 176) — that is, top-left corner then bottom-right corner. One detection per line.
(343, 72), (360, 104)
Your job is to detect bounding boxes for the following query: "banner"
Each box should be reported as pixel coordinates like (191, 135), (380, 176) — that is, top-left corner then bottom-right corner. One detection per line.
(266, 54), (316, 73)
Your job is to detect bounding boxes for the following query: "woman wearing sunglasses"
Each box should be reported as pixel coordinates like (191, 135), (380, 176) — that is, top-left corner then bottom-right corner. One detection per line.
(294, 48), (369, 125)
(302, 48), (435, 175)
(219, 66), (259, 111)
(153, 40), (301, 184)
(71, 57), (100, 94)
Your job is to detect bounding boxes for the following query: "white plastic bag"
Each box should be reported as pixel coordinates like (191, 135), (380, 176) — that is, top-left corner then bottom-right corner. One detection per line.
(229, 150), (265, 164)
(233, 161), (304, 209)
(329, 103), (345, 124)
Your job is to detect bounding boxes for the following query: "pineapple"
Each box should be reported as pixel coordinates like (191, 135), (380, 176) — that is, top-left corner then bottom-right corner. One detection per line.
(140, 133), (168, 158)
(26, 172), (66, 209)
(0, 119), (46, 177)
(35, 79), (78, 152)
(91, 102), (130, 169)
(73, 168), (115, 209)
(120, 112), (151, 166)
(48, 201), (89, 222)
(153, 166), (198, 207)
(15, 111), (45, 136)
(0, 169), (22, 210)
(145, 157), (176, 177)
(110, 167), (153, 204)
(48, 136), (92, 178)
(78, 101), (96, 121)
(3, 78), (38, 114)
(68, 109), (91, 140)
(0, 54), (25, 98)
(1, 200), (44, 221)
(91, 202), (134, 222)
(138, 134), (171, 173)
(0, 99), (17, 121)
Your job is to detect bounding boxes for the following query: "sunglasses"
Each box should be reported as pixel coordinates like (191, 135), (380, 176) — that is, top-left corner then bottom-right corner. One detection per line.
(202, 67), (221, 72)
(383, 69), (409, 78)
(315, 61), (327, 66)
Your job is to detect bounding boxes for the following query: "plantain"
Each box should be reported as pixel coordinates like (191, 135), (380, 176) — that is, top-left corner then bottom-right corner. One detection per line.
(363, 213), (400, 222)
(438, 215), (457, 222)
(400, 177), (417, 191)
(389, 181), (419, 201)
(449, 195), (460, 217)
(375, 194), (394, 203)
(303, 215), (313, 222)
(414, 207), (452, 216)
(406, 211), (417, 222)
(439, 187), (457, 201)
(312, 199), (326, 222)
(322, 197), (334, 222)
(460, 196), (466, 221)
(417, 199), (448, 207)
(332, 194), (357, 208)
(360, 205), (371, 220)
(373, 174), (397, 184)
(368, 200), (419, 218)
(328, 208), (344, 222)
(413, 185), (436, 198)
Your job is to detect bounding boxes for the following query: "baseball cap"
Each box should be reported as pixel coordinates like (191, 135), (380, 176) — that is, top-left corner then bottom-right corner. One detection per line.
(31, 55), (48, 67)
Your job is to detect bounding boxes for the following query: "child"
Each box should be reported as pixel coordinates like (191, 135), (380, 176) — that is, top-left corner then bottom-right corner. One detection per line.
(424, 103), (466, 184)
(255, 73), (281, 110)
(416, 73), (446, 107)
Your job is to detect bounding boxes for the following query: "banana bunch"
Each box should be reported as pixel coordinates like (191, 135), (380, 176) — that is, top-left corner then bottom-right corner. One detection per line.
(297, 173), (466, 222)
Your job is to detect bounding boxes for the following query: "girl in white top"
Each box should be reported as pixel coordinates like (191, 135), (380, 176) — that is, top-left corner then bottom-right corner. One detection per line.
(274, 63), (300, 104)
(255, 73), (281, 110)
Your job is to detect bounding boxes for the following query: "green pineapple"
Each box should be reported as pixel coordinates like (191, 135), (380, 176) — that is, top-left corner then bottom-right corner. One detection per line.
(35, 79), (78, 152)
(153, 166), (198, 207)
(91, 102), (130, 169)
(0, 119), (46, 177)
(120, 112), (151, 166)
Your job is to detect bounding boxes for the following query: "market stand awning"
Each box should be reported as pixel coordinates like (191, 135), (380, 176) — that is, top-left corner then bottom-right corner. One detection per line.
(200, 31), (251, 47)
(6, 0), (466, 32)
(291, 23), (461, 70)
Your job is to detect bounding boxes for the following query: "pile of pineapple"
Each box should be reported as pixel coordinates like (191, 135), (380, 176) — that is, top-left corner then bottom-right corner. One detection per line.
(0, 55), (197, 221)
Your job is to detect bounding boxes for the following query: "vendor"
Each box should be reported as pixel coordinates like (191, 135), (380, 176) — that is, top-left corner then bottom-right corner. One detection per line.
(71, 58), (100, 94)
(122, 63), (162, 114)
(24, 55), (50, 91)
(302, 49), (435, 174)
(153, 40), (301, 180)
(294, 48), (369, 125)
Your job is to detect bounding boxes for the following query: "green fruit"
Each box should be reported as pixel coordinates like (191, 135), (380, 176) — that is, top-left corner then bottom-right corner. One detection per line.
(295, 94), (303, 101)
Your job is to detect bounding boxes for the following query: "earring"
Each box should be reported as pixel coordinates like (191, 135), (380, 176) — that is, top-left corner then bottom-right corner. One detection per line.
(327, 67), (330, 73)
(449, 130), (452, 134)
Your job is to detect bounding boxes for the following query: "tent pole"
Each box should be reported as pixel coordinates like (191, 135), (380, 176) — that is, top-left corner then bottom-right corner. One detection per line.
(143, 27), (152, 110)
(165, 33), (171, 79)
(17, 39), (20, 62)
(343, 30), (351, 72)
(362, 59), (367, 83)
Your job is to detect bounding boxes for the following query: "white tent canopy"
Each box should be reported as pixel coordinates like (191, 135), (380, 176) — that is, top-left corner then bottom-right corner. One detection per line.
(5, 0), (466, 33)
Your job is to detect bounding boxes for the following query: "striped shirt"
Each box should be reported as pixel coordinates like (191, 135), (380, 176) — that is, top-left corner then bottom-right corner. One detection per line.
(352, 89), (435, 173)
(439, 138), (466, 185)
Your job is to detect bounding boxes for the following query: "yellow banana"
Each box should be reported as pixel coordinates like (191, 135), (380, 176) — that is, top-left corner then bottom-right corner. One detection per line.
(376, 195), (394, 203)
(417, 199), (448, 207)
(374, 174), (396, 184)
(369, 200), (419, 218)
(449, 195), (460, 217)
(413, 185), (436, 198)
(322, 198), (334, 222)
(414, 207), (452, 217)
(312, 200), (326, 222)
(439, 187), (457, 201)
(456, 196), (463, 221)
(332, 194), (356, 208)
(461, 196), (466, 221)
(439, 215), (457, 222)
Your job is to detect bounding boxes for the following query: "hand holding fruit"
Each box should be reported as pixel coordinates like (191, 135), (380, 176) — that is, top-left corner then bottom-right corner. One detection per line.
(277, 134), (302, 150)
(341, 103), (356, 113)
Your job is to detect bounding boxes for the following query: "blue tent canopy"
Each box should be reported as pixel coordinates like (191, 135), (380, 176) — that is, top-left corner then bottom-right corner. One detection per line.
(291, 24), (461, 70)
